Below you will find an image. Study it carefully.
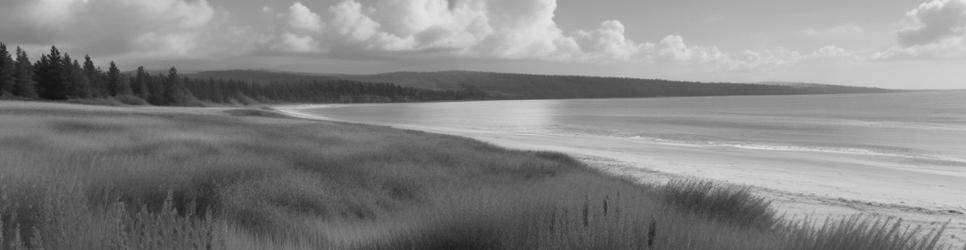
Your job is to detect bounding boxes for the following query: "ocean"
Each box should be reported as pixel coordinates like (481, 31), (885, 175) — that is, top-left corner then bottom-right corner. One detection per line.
(301, 91), (966, 211)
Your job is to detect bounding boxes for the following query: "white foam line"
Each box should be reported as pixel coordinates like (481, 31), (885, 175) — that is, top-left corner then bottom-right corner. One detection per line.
(628, 136), (966, 166)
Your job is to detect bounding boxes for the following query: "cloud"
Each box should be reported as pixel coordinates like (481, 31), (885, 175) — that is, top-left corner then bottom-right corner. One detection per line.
(0, 0), (255, 60)
(873, 0), (966, 60)
(574, 20), (644, 61)
(648, 35), (730, 65)
(802, 24), (865, 36)
(631, 36), (862, 71)
(255, 0), (958, 68)
(267, 0), (836, 71)
(327, 0), (417, 52)
(897, 0), (966, 47)
(470, 0), (580, 59)
(264, 2), (326, 53)
(317, 0), (581, 59)
(287, 2), (324, 33)
(877, 36), (966, 59)
(0, 0), (871, 72)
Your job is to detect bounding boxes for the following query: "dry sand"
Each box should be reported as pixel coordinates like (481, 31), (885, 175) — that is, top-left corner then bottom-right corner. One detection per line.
(275, 104), (966, 245)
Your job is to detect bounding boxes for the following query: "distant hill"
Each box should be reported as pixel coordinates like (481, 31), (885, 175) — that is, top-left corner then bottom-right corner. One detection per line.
(191, 70), (341, 83)
(190, 70), (895, 100)
(760, 81), (870, 88)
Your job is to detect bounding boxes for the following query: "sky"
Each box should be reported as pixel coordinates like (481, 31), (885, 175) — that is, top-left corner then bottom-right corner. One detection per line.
(1, 0), (965, 89)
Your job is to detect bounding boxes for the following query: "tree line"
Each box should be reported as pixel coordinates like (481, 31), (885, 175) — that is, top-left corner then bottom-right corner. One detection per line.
(0, 43), (486, 106)
(349, 71), (892, 100)
(184, 78), (485, 104)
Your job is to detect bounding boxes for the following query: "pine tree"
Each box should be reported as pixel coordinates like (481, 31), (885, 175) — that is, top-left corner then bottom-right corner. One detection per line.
(59, 54), (90, 99)
(106, 61), (121, 96)
(0, 43), (14, 97)
(13, 47), (37, 99)
(148, 75), (165, 105)
(116, 75), (133, 96)
(163, 67), (186, 105)
(35, 46), (69, 100)
(69, 59), (92, 98)
(133, 66), (150, 100)
(61, 53), (80, 98)
(82, 55), (105, 98)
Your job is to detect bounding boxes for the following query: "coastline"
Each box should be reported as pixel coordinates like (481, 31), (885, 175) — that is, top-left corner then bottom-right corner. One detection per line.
(273, 104), (966, 244)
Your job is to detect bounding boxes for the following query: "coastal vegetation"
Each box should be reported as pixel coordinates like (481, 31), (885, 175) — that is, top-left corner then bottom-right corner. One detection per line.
(0, 102), (958, 249)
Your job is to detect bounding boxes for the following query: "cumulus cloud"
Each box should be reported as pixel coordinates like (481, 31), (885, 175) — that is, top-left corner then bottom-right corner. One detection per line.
(287, 2), (324, 33)
(0, 0), (869, 71)
(327, 0), (417, 51)
(469, 0), (580, 59)
(317, 0), (582, 59)
(0, 0), (254, 60)
(259, 0), (963, 66)
(257, 0), (957, 68)
(647, 36), (730, 65)
(574, 20), (644, 61)
(877, 36), (966, 59)
(897, 0), (966, 46)
(257, 0), (842, 71)
(874, 0), (966, 59)
(264, 2), (326, 53)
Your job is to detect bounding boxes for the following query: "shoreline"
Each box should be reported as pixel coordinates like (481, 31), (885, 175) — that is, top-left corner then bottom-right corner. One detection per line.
(273, 104), (966, 244)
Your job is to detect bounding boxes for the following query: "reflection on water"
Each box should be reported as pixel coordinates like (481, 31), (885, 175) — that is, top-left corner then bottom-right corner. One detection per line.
(323, 100), (560, 134)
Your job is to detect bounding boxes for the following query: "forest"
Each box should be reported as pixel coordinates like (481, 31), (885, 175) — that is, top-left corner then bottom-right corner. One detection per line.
(0, 43), (486, 106)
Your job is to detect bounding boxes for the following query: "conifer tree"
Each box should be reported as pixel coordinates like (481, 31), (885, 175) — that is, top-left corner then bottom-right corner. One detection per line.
(133, 66), (150, 100)
(82, 55), (105, 98)
(69, 60), (92, 98)
(148, 74), (165, 105)
(117, 75), (133, 96)
(13, 47), (37, 99)
(61, 53), (77, 97)
(106, 61), (121, 96)
(35, 46), (68, 100)
(164, 67), (186, 105)
(60, 54), (91, 99)
(0, 43), (14, 96)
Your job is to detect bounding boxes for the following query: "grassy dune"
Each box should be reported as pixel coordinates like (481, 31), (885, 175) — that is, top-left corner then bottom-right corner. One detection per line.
(0, 102), (958, 249)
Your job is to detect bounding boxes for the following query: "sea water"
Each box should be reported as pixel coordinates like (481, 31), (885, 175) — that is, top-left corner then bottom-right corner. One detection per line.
(303, 91), (966, 210)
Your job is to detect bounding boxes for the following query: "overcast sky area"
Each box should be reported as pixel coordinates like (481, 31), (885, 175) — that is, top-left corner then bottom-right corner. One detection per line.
(1, 0), (965, 89)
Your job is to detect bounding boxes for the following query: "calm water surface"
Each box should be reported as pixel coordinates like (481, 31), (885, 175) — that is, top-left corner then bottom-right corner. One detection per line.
(309, 91), (966, 169)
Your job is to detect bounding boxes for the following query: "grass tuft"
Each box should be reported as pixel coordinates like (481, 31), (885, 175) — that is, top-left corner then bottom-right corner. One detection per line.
(657, 180), (776, 228)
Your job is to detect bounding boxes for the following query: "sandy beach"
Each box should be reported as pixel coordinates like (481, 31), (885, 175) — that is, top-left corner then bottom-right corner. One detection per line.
(275, 104), (966, 244)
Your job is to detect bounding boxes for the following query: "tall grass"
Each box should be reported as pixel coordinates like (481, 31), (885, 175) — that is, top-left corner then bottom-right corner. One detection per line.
(0, 104), (960, 249)
(657, 180), (776, 228)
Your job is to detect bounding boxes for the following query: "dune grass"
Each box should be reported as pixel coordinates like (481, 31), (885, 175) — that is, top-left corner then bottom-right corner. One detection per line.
(0, 103), (959, 249)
